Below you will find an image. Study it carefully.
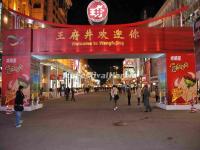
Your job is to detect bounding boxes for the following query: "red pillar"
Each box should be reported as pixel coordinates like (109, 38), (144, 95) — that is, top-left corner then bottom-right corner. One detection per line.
(2, 29), (31, 106)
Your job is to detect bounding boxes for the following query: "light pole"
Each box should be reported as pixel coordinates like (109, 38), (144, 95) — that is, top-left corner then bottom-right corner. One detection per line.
(112, 66), (119, 85)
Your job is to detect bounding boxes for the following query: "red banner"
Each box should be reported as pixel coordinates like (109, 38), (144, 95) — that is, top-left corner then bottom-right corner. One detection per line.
(166, 53), (197, 105)
(2, 56), (31, 106)
(32, 27), (193, 56)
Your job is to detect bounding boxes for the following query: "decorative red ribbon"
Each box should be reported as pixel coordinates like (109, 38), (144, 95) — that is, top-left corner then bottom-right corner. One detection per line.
(7, 6), (188, 28)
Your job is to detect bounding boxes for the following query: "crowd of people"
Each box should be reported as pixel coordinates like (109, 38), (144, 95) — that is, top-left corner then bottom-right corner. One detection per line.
(110, 84), (156, 112)
(13, 84), (157, 128)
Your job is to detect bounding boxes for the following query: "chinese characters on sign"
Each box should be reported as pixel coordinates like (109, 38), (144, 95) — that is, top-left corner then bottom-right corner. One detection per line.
(5, 64), (23, 74)
(56, 32), (66, 40)
(170, 62), (188, 72)
(55, 28), (140, 47)
(170, 56), (182, 61)
(129, 29), (140, 39)
(6, 58), (16, 63)
(5, 58), (23, 74)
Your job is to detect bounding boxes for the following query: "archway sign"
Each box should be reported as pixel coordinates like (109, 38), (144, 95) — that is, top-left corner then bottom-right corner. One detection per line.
(1, 6), (197, 110)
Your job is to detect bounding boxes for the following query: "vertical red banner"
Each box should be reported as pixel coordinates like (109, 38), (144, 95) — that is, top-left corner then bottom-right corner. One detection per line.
(2, 56), (31, 106)
(166, 53), (197, 105)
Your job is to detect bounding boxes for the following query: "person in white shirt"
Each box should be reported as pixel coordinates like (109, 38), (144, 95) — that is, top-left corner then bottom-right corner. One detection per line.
(111, 85), (119, 111)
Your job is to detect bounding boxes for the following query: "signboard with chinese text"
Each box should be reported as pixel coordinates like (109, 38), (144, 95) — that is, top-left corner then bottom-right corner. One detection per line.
(32, 27), (193, 56)
(2, 56), (31, 106)
(166, 53), (197, 105)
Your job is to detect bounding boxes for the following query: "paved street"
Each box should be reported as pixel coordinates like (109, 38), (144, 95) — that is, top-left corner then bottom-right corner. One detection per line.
(0, 91), (200, 150)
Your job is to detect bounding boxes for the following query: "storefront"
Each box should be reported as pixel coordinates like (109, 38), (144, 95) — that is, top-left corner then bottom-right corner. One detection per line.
(194, 17), (200, 99)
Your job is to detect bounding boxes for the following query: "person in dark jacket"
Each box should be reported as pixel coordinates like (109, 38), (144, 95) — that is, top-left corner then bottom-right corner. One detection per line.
(127, 86), (131, 106)
(71, 88), (75, 101)
(65, 86), (70, 101)
(14, 85), (25, 128)
(155, 86), (159, 102)
(143, 85), (152, 112)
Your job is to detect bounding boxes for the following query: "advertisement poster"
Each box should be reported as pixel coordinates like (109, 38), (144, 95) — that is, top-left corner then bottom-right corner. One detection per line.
(194, 17), (200, 92)
(2, 56), (31, 106)
(194, 16), (200, 73)
(167, 53), (197, 105)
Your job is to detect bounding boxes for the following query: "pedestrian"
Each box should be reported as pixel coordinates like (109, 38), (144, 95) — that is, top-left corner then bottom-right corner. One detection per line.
(143, 84), (152, 112)
(39, 87), (43, 97)
(136, 86), (141, 105)
(14, 85), (25, 128)
(155, 86), (159, 102)
(109, 88), (112, 101)
(71, 88), (75, 101)
(127, 86), (131, 106)
(65, 86), (70, 101)
(111, 85), (119, 111)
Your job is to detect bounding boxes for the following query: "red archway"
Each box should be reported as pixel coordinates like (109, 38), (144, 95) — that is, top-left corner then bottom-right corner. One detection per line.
(1, 6), (197, 110)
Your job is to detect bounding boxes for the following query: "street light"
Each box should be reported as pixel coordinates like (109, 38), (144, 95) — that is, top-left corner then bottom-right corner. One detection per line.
(112, 66), (119, 85)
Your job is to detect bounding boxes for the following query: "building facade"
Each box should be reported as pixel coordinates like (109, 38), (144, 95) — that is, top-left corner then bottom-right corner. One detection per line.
(149, 0), (200, 27)
(31, 0), (71, 24)
(1, 0), (72, 29)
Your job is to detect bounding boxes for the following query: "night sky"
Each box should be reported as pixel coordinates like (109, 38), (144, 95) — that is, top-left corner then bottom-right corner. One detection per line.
(67, 0), (166, 84)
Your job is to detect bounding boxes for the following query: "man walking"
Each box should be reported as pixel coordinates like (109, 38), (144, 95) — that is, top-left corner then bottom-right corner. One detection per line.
(65, 86), (70, 101)
(143, 85), (152, 112)
(127, 86), (131, 106)
(136, 86), (141, 105)
(155, 86), (159, 102)
(71, 88), (75, 101)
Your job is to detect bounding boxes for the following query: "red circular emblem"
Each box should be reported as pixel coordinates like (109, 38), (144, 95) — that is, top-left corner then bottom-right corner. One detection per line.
(87, 0), (108, 23)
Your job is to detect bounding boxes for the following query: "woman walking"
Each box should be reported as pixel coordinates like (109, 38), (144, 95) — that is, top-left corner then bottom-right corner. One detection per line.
(136, 86), (141, 105)
(111, 85), (119, 111)
(14, 85), (25, 128)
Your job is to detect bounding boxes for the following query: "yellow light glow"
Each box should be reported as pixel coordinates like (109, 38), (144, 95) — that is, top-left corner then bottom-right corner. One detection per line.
(41, 24), (45, 28)
(13, 1), (17, 10)
(3, 15), (8, 24)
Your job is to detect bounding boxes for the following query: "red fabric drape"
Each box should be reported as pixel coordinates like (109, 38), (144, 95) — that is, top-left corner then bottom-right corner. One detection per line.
(7, 6), (188, 28)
